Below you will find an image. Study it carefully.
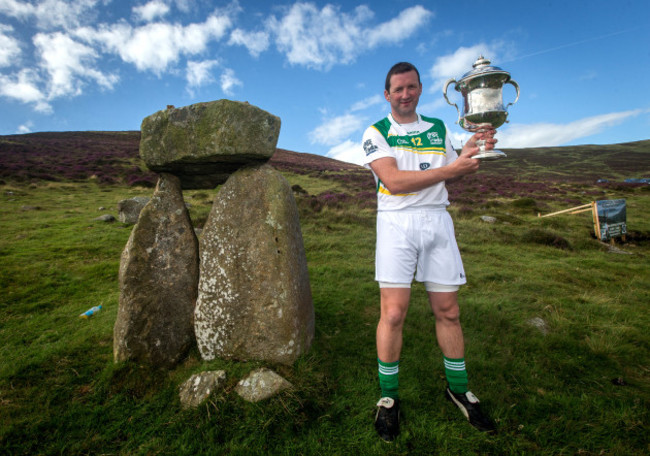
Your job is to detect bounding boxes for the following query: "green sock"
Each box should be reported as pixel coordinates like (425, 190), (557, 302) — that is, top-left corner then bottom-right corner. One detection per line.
(444, 356), (468, 394)
(378, 359), (399, 399)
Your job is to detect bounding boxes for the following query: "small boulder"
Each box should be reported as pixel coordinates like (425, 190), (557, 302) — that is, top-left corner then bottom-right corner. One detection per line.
(118, 196), (150, 224)
(235, 368), (292, 402)
(528, 317), (549, 335)
(95, 214), (115, 222)
(179, 370), (227, 409)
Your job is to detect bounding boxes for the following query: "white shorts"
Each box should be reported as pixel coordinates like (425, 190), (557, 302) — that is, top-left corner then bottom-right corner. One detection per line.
(375, 207), (466, 287)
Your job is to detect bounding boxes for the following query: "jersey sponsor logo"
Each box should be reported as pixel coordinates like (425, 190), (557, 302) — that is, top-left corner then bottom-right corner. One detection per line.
(396, 138), (409, 145)
(363, 139), (378, 156)
(427, 131), (443, 145)
(419, 163), (430, 170)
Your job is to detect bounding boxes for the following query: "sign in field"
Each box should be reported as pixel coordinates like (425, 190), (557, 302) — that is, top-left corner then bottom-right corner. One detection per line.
(593, 199), (627, 242)
(538, 199), (628, 243)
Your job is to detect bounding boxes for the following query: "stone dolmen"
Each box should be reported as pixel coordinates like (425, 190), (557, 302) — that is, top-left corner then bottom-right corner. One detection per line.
(114, 100), (314, 372)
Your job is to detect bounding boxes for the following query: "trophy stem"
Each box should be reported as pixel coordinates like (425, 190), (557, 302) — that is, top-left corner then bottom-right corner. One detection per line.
(473, 139), (506, 160)
(467, 126), (507, 160)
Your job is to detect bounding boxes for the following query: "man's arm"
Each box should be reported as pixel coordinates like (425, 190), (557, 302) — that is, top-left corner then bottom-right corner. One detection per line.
(370, 130), (496, 194)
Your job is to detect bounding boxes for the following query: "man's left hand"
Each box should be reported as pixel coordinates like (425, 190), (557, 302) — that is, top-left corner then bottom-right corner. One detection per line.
(461, 129), (497, 156)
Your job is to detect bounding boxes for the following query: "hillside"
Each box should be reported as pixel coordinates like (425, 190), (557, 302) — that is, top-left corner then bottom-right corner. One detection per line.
(0, 131), (364, 186)
(495, 140), (650, 182)
(1, 131), (648, 186)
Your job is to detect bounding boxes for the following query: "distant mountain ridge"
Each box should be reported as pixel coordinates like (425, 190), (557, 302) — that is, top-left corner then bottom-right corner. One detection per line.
(1, 131), (648, 185)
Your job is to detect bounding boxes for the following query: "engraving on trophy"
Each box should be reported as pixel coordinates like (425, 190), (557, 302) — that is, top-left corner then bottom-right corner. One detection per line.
(443, 56), (519, 160)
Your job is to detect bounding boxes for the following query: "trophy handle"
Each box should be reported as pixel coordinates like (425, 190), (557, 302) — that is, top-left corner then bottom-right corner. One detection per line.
(442, 79), (461, 122)
(505, 79), (520, 109)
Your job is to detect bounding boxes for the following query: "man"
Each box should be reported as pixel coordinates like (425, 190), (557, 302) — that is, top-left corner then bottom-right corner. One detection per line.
(361, 62), (497, 442)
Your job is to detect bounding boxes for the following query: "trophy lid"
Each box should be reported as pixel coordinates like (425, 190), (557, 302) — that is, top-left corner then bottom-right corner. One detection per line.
(457, 56), (511, 85)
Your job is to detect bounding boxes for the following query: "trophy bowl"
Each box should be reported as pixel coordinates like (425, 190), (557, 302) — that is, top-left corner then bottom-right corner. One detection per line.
(443, 56), (519, 160)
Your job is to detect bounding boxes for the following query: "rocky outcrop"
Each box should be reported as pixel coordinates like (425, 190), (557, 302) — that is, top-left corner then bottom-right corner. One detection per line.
(139, 100), (281, 189)
(114, 173), (199, 368)
(194, 164), (314, 365)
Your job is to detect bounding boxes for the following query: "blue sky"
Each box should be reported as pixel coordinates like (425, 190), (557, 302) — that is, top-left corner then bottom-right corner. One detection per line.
(1, 0), (648, 165)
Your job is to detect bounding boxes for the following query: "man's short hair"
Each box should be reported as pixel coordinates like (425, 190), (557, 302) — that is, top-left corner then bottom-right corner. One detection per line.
(385, 62), (421, 92)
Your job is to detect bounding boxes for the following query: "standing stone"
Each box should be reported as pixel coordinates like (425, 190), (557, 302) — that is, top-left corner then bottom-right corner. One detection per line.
(195, 164), (314, 365)
(139, 100), (281, 189)
(114, 173), (199, 368)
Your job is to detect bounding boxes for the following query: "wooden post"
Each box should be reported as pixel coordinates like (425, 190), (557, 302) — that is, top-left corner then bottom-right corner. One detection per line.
(538, 203), (592, 218)
(591, 201), (601, 240)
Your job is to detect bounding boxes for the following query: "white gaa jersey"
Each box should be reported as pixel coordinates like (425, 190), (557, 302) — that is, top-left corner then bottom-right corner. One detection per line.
(362, 113), (457, 211)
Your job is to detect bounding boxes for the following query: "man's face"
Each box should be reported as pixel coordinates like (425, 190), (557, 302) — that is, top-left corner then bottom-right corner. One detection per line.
(384, 70), (422, 123)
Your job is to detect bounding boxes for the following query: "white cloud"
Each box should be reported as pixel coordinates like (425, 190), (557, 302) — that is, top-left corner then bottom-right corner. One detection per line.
(448, 130), (472, 149)
(429, 44), (502, 92)
(173, 0), (192, 13)
(365, 5), (433, 48)
(0, 24), (21, 67)
(309, 113), (365, 146)
(34, 31), (118, 99)
(0, 0), (36, 18)
(1, 4), (236, 111)
(220, 68), (242, 95)
(497, 110), (643, 148)
(39, 0), (100, 30)
(77, 14), (232, 74)
(133, 1), (170, 22)
(267, 3), (361, 69)
(186, 59), (219, 89)
(326, 139), (364, 166)
(350, 94), (383, 112)
(0, 69), (51, 112)
(0, 0), (101, 30)
(228, 28), (269, 57)
(17, 121), (33, 133)
(267, 3), (432, 70)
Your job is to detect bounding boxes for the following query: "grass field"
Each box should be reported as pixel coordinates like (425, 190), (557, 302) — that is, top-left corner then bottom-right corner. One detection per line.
(1, 134), (649, 455)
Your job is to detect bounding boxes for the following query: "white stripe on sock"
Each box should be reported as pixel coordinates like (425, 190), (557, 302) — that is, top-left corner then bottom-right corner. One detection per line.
(444, 360), (466, 371)
(378, 365), (399, 375)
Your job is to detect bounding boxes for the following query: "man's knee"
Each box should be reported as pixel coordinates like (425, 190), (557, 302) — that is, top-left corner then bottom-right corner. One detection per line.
(436, 305), (460, 324)
(429, 293), (460, 323)
(381, 304), (408, 328)
(379, 287), (410, 328)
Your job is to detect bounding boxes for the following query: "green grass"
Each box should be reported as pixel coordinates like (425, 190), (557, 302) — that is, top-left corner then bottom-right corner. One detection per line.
(1, 175), (649, 455)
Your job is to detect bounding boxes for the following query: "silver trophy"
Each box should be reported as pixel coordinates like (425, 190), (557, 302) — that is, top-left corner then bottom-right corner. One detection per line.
(443, 56), (519, 160)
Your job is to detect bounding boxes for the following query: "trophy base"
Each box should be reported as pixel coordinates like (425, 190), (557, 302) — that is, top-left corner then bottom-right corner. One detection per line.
(472, 149), (507, 160)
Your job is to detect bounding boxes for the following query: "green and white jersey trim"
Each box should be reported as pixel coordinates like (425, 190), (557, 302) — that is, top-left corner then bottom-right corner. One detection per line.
(362, 113), (457, 211)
